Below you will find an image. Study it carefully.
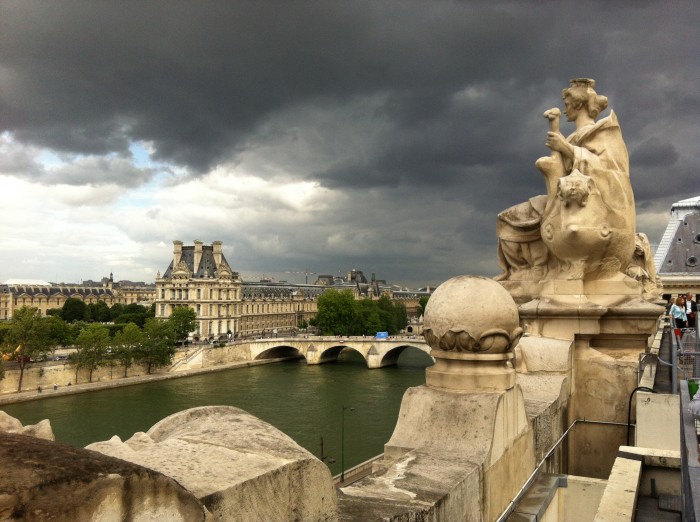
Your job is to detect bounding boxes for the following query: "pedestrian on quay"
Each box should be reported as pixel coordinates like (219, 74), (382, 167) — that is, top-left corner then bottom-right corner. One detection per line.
(670, 296), (688, 329)
(53, 383), (58, 391)
(686, 293), (697, 328)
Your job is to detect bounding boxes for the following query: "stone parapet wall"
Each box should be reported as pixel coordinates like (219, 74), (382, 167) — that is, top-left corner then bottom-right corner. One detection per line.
(0, 362), (152, 395)
(0, 344), (256, 395)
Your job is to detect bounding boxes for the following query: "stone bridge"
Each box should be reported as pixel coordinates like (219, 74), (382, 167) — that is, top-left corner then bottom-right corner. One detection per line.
(244, 336), (431, 369)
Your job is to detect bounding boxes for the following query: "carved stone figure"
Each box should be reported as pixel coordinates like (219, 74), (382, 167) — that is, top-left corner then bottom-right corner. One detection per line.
(625, 232), (663, 301)
(496, 79), (636, 282)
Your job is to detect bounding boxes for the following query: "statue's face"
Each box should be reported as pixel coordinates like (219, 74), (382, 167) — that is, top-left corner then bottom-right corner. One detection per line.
(563, 96), (579, 122)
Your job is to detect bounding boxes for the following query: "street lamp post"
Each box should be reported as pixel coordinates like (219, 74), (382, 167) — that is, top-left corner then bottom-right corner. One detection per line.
(341, 405), (354, 482)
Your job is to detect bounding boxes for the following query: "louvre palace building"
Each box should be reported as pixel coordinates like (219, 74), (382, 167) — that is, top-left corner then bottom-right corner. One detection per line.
(156, 240), (430, 340)
(0, 275), (155, 321)
(1, 239), (430, 340)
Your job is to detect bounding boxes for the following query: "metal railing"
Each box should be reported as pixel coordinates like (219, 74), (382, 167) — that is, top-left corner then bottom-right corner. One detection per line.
(680, 380), (700, 521)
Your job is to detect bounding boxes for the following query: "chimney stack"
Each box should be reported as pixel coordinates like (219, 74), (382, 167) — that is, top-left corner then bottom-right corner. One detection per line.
(212, 241), (223, 267)
(194, 240), (203, 273)
(173, 240), (183, 267)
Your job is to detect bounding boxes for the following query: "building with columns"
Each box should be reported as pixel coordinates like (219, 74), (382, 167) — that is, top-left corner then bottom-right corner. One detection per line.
(156, 241), (242, 339)
(155, 240), (321, 340)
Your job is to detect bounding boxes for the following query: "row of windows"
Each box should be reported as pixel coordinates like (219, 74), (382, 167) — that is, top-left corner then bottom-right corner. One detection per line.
(160, 288), (239, 300)
(161, 304), (240, 317)
(243, 302), (312, 314)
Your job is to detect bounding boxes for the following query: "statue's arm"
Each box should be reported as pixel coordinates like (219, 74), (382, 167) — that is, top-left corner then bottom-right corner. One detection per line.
(546, 131), (574, 160)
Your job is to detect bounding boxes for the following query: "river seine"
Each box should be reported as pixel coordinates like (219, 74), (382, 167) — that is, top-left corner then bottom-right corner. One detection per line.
(2, 348), (432, 476)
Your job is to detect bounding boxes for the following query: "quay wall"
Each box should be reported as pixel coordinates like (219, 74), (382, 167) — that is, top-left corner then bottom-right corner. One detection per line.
(0, 344), (255, 395)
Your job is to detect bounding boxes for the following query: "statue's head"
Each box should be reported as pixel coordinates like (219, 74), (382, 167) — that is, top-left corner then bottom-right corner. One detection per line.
(562, 78), (608, 120)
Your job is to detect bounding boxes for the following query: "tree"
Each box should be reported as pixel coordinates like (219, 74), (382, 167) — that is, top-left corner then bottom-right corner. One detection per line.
(4, 307), (51, 391)
(42, 315), (71, 357)
(112, 303), (152, 328)
(374, 295), (408, 334)
(357, 299), (382, 335)
(61, 298), (87, 323)
(392, 301), (408, 334)
(86, 301), (111, 322)
(73, 323), (110, 383)
(113, 323), (142, 377)
(136, 319), (176, 374)
(109, 303), (125, 320)
(418, 296), (430, 317)
(168, 306), (198, 342)
(315, 290), (359, 336)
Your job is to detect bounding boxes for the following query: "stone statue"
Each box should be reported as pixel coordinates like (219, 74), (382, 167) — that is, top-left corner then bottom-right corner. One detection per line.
(496, 79), (636, 282)
(625, 232), (663, 301)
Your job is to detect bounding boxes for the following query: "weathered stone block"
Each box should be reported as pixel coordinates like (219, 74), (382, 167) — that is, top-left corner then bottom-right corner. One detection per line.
(87, 405), (338, 521)
(0, 431), (206, 521)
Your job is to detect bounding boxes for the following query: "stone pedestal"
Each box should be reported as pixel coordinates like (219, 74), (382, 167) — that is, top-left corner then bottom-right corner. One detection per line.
(426, 350), (515, 392)
(344, 275), (535, 520)
(517, 292), (665, 479)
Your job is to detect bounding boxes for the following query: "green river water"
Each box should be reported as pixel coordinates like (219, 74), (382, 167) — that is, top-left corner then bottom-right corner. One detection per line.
(1, 349), (432, 476)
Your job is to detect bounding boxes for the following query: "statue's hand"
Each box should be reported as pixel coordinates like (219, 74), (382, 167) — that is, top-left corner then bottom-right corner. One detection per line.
(546, 132), (573, 158)
(543, 108), (561, 121)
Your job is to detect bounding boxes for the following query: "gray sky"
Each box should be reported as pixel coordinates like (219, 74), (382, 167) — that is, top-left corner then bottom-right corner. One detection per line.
(1, 1), (698, 288)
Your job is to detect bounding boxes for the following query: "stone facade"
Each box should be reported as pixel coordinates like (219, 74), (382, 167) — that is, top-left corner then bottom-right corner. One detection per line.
(155, 241), (321, 340)
(155, 241), (430, 340)
(156, 240), (242, 339)
(0, 276), (155, 321)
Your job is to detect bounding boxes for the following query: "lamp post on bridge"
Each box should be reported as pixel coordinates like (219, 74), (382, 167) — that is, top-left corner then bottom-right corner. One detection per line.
(340, 405), (355, 483)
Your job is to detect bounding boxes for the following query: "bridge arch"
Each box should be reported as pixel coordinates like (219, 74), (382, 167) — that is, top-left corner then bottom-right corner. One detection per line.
(243, 337), (431, 369)
(254, 345), (302, 361)
(378, 344), (434, 368)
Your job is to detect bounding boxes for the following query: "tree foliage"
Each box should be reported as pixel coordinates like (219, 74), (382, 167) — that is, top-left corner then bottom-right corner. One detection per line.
(315, 290), (359, 335)
(112, 323), (142, 377)
(111, 303), (153, 327)
(136, 319), (177, 374)
(73, 323), (110, 383)
(60, 298), (87, 323)
(168, 306), (198, 341)
(60, 298), (152, 325)
(314, 290), (408, 336)
(418, 296), (430, 317)
(43, 315), (72, 349)
(3, 307), (51, 391)
(86, 301), (111, 322)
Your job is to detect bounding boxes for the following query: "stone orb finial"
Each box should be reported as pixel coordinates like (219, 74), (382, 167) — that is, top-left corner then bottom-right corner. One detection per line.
(423, 275), (522, 354)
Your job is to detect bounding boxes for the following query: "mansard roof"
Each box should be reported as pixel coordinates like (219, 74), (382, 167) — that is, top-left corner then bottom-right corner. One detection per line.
(1, 284), (116, 298)
(162, 245), (236, 280)
(655, 196), (700, 275)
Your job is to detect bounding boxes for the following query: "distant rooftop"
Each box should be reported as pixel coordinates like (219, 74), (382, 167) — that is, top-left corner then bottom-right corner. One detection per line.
(3, 279), (51, 286)
(654, 195), (700, 275)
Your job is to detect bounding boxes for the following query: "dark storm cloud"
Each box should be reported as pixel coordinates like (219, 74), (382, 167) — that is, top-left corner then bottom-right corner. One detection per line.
(632, 138), (680, 168)
(1, 0), (698, 285)
(3, 1), (688, 173)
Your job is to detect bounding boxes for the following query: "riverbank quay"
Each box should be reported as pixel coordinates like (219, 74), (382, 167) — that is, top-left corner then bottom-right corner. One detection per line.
(0, 356), (298, 406)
